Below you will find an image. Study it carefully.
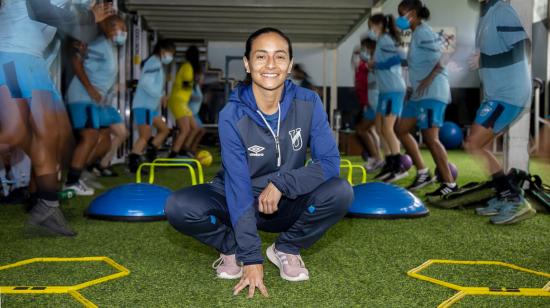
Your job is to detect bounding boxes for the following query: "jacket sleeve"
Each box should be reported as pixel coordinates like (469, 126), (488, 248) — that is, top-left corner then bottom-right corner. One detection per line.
(269, 94), (340, 199)
(219, 107), (263, 265)
(139, 59), (164, 99)
(26, 0), (98, 43)
(375, 55), (402, 70)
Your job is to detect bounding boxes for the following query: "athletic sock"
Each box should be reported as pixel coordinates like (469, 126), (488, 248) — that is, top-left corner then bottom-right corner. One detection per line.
(445, 182), (457, 188)
(391, 154), (401, 172)
(65, 168), (82, 186)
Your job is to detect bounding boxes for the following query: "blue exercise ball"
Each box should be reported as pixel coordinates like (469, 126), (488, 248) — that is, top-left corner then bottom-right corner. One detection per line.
(86, 183), (172, 221)
(348, 182), (429, 219)
(439, 121), (463, 149)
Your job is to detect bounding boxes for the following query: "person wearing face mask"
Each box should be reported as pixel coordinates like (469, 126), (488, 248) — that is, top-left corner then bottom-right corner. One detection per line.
(366, 14), (408, 183)
(353, 37), (385, 172)
(393, 0), (457, 199)
(90, 17), (129, 177)
(128, 39), (175, 173)
(464, 0), (535, 224)
(165, 28), (353, 297)
(64, 15), (127, 194)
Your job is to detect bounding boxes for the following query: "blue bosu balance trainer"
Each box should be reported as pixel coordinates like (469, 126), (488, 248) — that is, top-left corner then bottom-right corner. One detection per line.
(86, 183), (171, 221)
(348, 182), (429, 219)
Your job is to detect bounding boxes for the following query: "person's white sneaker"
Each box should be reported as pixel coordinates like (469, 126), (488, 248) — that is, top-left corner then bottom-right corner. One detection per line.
(266, 244), (309, 282)
(64, 180), (95, 196)
(212, 254), (243, 279)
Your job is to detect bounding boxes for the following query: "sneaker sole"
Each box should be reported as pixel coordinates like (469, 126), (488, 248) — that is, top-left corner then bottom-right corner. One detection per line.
(385, 172), (409, 183)
(375, 173), (392, 181)
(408, 179), (435, 191)
(266, 244), (309, 282)
(431, 187), (495, 209)
(491, 205), (537, 225)
(475, 208), (501, 217)
(216, 270), (243, 280)
(63, 188), (94, 196)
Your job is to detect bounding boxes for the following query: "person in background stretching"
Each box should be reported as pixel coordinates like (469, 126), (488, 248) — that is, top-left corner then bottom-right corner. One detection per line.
(394, 0), (457, 199)
(128, 40), (175, 172)
(367, 14), (408, 183)
(465, 0), (536, 224)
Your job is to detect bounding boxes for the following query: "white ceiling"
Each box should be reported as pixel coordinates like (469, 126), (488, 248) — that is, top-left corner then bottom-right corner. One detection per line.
(123, 0), (381, 44)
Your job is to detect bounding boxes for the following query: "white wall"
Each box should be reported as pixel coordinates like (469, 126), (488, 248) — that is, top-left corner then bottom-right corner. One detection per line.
(207, 0), (481, 88)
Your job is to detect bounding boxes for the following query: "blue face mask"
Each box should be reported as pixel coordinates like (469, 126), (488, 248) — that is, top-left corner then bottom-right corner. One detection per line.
(367, 30), (378, 41)
(113, 31), (127, 46)
(161, 54), (173, 65)
(359, 51), (370, 62)
(396, 15), (411, 30)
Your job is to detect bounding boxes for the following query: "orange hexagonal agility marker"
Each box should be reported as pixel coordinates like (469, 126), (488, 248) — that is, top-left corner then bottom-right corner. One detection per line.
(0, 257), (129, 307)
(407, 260), (550, 307)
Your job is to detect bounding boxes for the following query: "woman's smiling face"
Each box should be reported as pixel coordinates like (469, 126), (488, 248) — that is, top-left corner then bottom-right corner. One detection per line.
(244, 32), (293, 91)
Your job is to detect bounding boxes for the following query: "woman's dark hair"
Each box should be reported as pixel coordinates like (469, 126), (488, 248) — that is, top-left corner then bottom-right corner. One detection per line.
(244, 27), (293, 60)
(361, 37), (377, 50)
(186, 45), (201, 76)
(152, 39), (176, 56)
(242, 27), (293, 85)
(369, 14), (401, 44)
(399, 0), (431, 20)
(141, 39), (175, 68)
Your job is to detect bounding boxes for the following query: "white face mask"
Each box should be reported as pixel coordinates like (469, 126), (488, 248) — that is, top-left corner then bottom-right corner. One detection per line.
(161, 54), (174, 65)
(360, 51), (370, 62)
(113, 31), (127, 46)
(367, 30), (378, 41)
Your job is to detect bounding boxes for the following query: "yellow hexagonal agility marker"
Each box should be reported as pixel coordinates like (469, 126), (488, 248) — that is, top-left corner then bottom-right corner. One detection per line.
(0, 257), (129, 307)
(407, 260), (550, 307)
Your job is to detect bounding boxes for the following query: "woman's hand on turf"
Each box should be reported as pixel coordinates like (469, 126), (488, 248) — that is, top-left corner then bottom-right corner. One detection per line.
(258, 183), (282, 214)
(233, 264), (269, 298)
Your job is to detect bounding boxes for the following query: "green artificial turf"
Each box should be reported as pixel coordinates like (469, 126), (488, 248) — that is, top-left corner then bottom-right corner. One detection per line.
(0, 150), (549, 307)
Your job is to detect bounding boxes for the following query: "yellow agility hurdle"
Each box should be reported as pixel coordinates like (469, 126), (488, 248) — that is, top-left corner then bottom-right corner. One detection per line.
(340, 159), (367, 185)
(0, 256), (130, 307)
(136, 162), (198, 185)
(153, 158), (204, 184)
(306, 159), (367, 185)
(407, 259), (550, 307)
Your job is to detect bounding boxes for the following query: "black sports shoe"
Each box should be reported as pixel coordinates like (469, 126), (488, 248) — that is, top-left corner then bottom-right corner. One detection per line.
(374, 163), (393, 181)
(426, 183), (459, 203)
(0, 187), (30, 204)
(27, 199), (77, 237)
(407, 171), (435, 191)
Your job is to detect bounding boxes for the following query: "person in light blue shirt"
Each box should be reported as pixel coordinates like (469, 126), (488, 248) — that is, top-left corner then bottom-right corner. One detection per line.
(184, 82), (207, 155)
(394, 0), (457, 199)
(128, 40), (175, 172)
(464, 0), (535, 224)
(63, 15), (126, 195)
(367, 13), (407, 182)
(353, 37), (385, 173)
(0, 0), (113, 237)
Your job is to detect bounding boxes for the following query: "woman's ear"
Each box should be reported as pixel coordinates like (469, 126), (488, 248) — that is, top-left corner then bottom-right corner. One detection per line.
(287, 59), (294, 74)
(243, 56), (251, 73)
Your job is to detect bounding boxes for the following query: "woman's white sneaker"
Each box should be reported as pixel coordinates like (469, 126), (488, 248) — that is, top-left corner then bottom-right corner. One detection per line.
(266, 244), (309, 282)
(212, 254), (242, 279)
